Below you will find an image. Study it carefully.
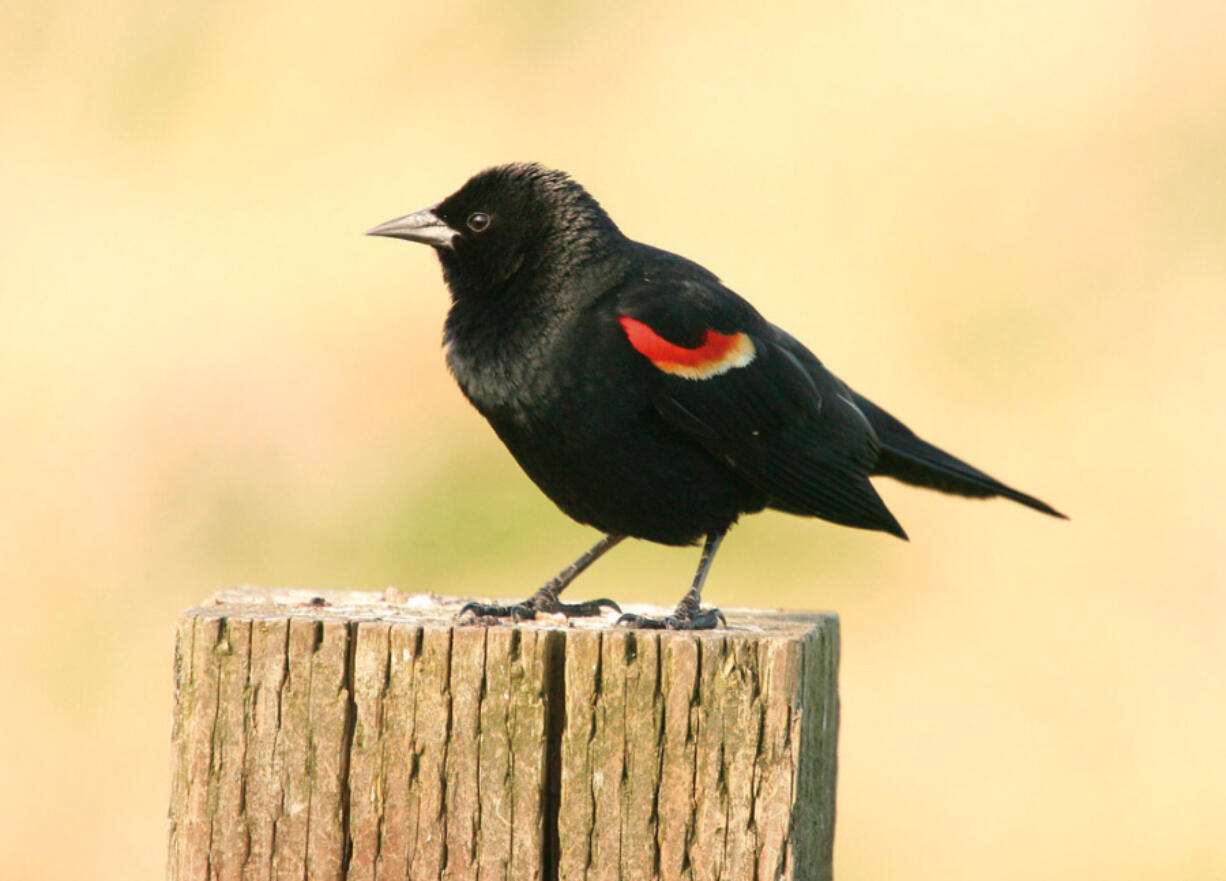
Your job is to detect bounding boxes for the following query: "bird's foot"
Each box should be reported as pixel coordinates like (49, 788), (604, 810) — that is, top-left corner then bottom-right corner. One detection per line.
(459, 595), (620, 626)
(617, 605), (726, 631)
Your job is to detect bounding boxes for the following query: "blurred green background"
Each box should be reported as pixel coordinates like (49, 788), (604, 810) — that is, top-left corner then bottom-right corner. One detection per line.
(2, 0), (1224, 878)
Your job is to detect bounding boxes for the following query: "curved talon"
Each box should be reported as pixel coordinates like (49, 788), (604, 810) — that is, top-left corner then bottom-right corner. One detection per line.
(617, 607), (725, 631)
(459, 596), (619, 625)
(616, 612), (667, 630)
(459, 602), (514, 627)
(558, 597), (621, 617)
(459, 601), (536, 624)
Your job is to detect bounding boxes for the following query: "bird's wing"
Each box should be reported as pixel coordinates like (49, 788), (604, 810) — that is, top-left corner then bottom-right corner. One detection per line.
(614, 279), (907, 538)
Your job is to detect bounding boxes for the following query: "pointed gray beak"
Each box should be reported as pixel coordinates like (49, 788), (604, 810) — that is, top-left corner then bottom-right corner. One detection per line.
(365, 207), (457, 249)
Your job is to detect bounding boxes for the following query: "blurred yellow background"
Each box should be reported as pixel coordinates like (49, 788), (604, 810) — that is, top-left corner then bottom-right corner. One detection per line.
(2, 0), (1224, 878)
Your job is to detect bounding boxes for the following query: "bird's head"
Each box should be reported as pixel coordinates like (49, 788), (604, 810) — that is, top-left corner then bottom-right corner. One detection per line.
(367, 163), (621, 302)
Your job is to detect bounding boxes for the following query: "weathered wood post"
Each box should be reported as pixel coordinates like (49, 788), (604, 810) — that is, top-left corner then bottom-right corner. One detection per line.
(167, 588), (839, 881)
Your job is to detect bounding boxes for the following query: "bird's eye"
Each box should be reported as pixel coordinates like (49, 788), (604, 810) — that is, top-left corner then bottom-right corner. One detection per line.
(467, 212), (491, 233)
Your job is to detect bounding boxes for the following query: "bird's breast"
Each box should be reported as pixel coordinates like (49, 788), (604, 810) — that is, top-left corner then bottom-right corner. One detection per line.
(446, 330), (591, 432)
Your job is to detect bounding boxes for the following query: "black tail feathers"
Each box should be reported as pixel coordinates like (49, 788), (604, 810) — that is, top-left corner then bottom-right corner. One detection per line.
(852, 392), (1066, 519)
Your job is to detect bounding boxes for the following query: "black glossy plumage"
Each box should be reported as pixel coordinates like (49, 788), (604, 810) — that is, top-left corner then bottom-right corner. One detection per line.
(368, 163), (1064, 627)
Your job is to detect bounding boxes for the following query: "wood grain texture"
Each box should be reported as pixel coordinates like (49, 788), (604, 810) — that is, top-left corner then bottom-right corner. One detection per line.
(167, 588), (837, 881)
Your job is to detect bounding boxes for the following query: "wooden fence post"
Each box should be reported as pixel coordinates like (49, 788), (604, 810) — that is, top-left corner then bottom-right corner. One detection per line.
(167, 588), (839, 881)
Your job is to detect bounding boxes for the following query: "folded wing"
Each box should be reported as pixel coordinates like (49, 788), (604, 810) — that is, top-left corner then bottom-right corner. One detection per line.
(617, 281), (908, 538)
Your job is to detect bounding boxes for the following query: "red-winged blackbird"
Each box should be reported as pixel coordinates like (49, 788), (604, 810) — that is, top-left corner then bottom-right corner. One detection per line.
(368, 163), (1064, 629)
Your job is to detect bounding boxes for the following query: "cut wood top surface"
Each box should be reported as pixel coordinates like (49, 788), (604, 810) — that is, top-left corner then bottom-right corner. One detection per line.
(190, 587), (834, 638)
(170, 586), (841, 880)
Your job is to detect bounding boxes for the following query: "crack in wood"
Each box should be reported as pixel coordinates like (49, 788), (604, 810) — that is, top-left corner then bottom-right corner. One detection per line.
(168, 590), (837, 881)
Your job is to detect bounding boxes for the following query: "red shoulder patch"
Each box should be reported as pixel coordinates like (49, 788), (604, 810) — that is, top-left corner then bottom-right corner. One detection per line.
(618, 316), (756, 380)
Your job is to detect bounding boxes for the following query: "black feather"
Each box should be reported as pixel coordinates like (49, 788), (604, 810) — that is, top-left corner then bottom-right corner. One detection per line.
(851, 392), (1067, 518)
(370, 161), (1065, 624)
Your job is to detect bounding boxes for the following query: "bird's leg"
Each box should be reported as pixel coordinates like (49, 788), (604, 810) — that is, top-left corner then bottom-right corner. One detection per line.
(459, 533), (625, 624)
(618, 531), (727, 630)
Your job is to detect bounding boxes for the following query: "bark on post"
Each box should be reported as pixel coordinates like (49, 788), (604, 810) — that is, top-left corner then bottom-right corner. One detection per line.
(167, 588), (839, 881)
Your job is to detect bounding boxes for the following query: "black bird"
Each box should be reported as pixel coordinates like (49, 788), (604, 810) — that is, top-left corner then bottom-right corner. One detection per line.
(368, 163), (1064, 629)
